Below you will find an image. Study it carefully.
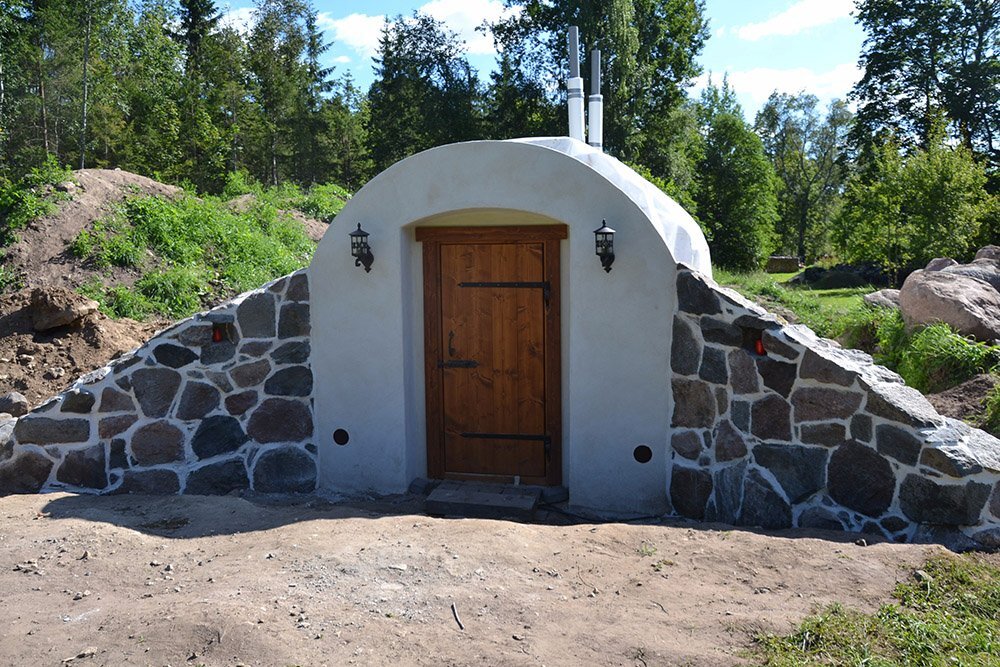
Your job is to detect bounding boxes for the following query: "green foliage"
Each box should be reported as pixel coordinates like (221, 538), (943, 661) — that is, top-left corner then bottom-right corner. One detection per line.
(72, 191), (315, 319)
(984, 384), (1000, 436)
(836, 138), (992, 280)
(696, 112), (779, 271)
(898, 324), (1000, 393)
(0, 155), (74, 245)
(755, 555), (1000, 666)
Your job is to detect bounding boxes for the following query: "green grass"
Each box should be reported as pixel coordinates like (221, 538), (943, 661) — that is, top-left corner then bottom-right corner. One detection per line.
(0, 155), (74, 248)
(899, 324), (1000, 393)
(984, 385), (1000, 435)
(73, 191), (318, 319)
(713, 268), (872, 340)
(754, 554), (1000, 666)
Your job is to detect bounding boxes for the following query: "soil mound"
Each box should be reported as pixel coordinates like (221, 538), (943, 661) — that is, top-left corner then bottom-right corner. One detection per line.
(928, 373), (999, 437)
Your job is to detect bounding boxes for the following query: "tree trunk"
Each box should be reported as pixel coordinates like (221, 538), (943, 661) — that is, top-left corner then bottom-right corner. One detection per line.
(38, 52), (49, 154)
(79, 4), (91, 169)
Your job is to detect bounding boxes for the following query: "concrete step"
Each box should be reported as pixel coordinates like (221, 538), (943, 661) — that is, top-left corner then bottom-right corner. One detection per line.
(425, 480), (542, 521)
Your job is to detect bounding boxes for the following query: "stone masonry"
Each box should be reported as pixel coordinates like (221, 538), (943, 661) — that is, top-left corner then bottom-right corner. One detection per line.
(671, 265), (1000, 548)
(0, 270), (316, 497)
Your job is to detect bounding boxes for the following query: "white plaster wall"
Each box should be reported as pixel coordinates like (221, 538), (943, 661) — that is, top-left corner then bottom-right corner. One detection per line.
(310, 139), (706, 513)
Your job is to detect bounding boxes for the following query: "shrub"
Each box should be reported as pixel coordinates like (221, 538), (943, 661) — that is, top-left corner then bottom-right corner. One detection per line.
(897, 324), (1000, 393)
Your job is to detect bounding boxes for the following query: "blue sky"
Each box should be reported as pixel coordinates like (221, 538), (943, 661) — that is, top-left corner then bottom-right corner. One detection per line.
(219, 0), (865, 120)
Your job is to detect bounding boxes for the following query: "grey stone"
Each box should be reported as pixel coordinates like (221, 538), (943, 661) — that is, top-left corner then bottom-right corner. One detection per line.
(99, 414), (138, 439)
(881, 515), (909, 533)
(971, 527), (1000, 549)
(0, 450), (54, 494)
(900, 268), (1000, 341)
(760, 330), (800, 360)
(863, 289), (901, 309)
(753, 444), (827, 503)
(225, 391), (258, 416)
(920, 446), (984, 477)
(152, 344), (198, 369)
(991, 482), (1000, 519)
(791, 387), (863, 422)
(799, 349), (856, 387)
(715, 420), (747, 462)
(677, 270), (721, 315)
(732, 401), (750, 431)
(712, 461), (747, 524)
(699, 347), (728, 385)
(701, 318), (742, 345)
(99, 387), (134, 412)
(941, 258), (1000, 291)
(60, 389), (95, 414)
(851, 414), (873, 443)
(671, 378), (717, 428)
(56, 444), (107, 489)
(899, 475), (990, 525)
(801, 423), (847, 447)
(237, 292), (276, 338)
(201, 341), (236, 365)
(0, 392), (29, 417)
(240, 340), (273, 356)
(738, 469), (792, 529)
(14, 417), (89, 444)
(109, 438), (128, 469)
(715, 387), (728, 414)
(205, 371), (233, 392)
(175, 381), (221, 421)
(0, 419), (14, 460)
(191, 415), (249, 460)
(670, 466), (713, 520)
(268, 276), (288, 293)
(755, 358), (797, 398)
(864, 382), (940, 429)
(131, 421), (184, 465)
(926, 257), (959, 271)
(286, 273), (309, 302)
(247, 399), (313, 443)
(176, 324), (213, 347)
(671, 316), (701, 376)
(118, 469), (180, 495)
(271, 341), (311, 365)
(751, 395), (791, 441)
(975, 245), (1000, 261)
(828, 441), (895, 517)
(132, 368), (182, 418)
(231, 360), (271, 388)
(875, 424), (922, 466)
(278, 303), (310, 338)
(252, 446), (316, 493)
(733, 313), (782, 332)
(797, 506), (844, 531)
(264, 366), (313, 397)
(185, 458), (249, 495)
(728, 350), (760, 395)
(671, 431), (702, 460)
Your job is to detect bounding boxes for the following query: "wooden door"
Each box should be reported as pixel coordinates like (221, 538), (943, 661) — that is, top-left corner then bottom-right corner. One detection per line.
(417, 226), (565, 486)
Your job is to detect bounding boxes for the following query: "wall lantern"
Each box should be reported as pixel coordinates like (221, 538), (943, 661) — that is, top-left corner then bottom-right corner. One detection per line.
(349, 223), (374, 273)
(593, 220), (615, 272)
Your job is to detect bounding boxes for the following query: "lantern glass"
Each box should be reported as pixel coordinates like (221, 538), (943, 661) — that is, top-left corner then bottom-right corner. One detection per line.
(593, 220), (615, 272)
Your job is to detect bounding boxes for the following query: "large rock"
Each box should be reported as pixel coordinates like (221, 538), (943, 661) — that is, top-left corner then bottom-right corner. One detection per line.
(0, 450), (54, 494)
(185, 458), (249, 495)
(0, 392), (29, 417)
(247, 399), (313, 443)
(131, 421), (184, 465)
(671, 378), (716, 428)
(941, 258), (1000, 291)
(899, 269), (1000, 342)
(670, 466), (713, 520)
(899, 475), (990, 525)
(175, 381), (221, 420)
(131, 368), (182, 418)
(237, 292), (276, 338)
(263, 366), (313, 397)
(827, 441), (894, 517)
(750, 395), (791, 441)
(252, 447), (316, 493)
(191, 415), (249, 459)
(752, 444), (827, 503)
(791, 387), (863, 422)
(711, 461), (747, 524)
(29, 287), (98, 331)
(670, 316), (701, 376)
(56, 444), (107, 489)
(863, 289), (901, 310)
(118, 469), (180, 495)
(737, 469), (791, 530)
(14, 416), (89, 444)
(975, 245), (1000, 261)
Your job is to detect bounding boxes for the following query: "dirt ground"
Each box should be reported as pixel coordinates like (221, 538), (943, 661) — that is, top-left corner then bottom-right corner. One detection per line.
(0, 289), (167, 406)
(0, 492), (949, 667)
(928, 373), (999, 437)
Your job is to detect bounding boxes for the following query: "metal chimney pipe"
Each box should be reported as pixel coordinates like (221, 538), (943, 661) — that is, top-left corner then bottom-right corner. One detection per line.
(588, 48), (603, 150)
(567, 26), (585, 142)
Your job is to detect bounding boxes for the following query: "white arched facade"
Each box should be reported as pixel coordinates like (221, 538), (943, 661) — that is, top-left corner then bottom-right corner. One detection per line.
(309, 138), (710, 513)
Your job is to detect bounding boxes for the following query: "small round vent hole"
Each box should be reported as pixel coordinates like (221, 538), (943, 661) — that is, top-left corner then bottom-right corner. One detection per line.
(333, 429), (350, 446)
(633, 445), (652, 464)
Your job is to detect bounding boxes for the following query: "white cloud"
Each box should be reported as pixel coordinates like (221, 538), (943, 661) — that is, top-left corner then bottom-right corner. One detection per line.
(323, 12), (387, 58)
(333, 55), (351, 64)
(735, 0), (855, 41)
(419, 0), (518, 55)
(218, 5), (255, 35)
(321, 0), (519, 60)
(695, 63), (861, 112)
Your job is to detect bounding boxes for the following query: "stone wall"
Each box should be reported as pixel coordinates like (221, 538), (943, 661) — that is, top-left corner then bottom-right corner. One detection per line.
(0, 270), (316, 497)
(670, 266), (1000, 548)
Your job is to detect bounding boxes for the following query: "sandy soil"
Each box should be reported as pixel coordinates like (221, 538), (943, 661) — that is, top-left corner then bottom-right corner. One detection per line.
(0, 492), (945, 667)
(928, 373), (999, 437)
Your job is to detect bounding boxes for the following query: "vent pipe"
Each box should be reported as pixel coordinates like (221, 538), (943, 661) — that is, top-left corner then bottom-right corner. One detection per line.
(567, 26), (585, 142)
(587, 49), (603, 150)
